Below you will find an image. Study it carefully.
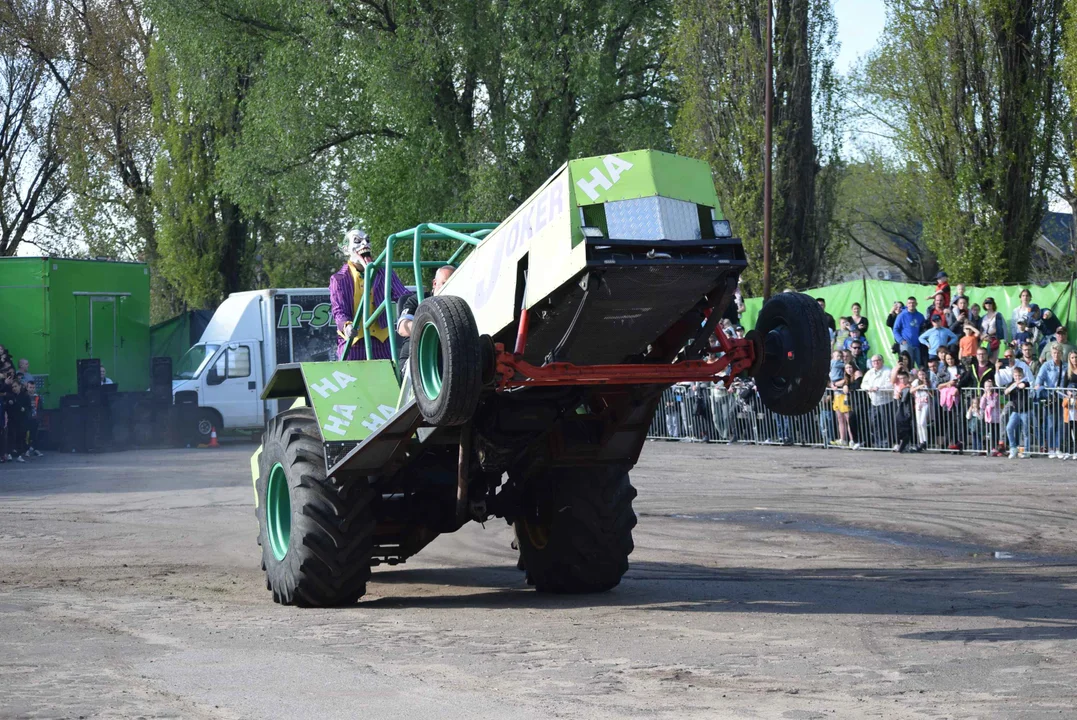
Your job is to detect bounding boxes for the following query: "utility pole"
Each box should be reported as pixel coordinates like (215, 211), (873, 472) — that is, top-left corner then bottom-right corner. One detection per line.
(763, 0), (773, 300)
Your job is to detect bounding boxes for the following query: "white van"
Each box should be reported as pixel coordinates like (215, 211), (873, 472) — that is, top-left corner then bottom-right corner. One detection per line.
(172, 288), (337, 439)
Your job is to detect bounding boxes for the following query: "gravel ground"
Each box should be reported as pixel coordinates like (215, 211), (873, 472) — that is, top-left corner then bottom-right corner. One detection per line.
(2, 441), (1077, 719)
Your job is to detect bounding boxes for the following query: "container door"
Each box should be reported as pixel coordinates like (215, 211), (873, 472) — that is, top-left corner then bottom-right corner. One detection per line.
(91, 297), (118, 378)
(75, 296), (93, 360)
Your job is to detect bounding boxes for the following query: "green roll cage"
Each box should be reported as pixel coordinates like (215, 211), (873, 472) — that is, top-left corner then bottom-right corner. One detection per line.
(352, 222), (499, 366)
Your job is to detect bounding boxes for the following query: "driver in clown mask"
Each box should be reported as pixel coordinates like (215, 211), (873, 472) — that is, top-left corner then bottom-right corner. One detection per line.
(330, 228), (408, 361)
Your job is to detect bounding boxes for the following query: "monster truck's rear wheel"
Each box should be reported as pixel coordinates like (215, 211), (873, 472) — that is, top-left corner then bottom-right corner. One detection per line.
(514, 469), (637, 593)
(410, 295), (483, 426)
(752, 292), (829, 416)
(256, 407), (376, 606)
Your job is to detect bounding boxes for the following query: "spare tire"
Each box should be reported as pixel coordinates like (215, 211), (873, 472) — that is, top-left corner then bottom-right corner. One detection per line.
(752, 292), (829, 416)
(410, 295), (483, 426)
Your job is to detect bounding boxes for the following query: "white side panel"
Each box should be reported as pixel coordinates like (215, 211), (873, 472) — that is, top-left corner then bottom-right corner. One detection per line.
(199, 292), (268, 345)
(441, 168), (578, 336)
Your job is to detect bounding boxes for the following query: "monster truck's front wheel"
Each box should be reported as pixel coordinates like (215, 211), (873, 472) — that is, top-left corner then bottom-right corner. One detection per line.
(256, 407), (376, 606)
(752, 292), (829, 416)
(514, 469), (637, 593)
(410, 295), (483, 426)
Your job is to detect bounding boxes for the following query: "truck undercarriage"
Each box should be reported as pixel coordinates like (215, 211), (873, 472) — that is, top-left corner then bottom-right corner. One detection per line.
(252, 151), (829, 606)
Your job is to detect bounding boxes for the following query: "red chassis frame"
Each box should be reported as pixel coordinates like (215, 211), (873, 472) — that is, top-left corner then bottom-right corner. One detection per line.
(494, 306), (757, 390)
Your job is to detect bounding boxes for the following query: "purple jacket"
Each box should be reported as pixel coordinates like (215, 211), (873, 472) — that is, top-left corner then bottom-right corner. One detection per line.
(330, 262), (408, 360)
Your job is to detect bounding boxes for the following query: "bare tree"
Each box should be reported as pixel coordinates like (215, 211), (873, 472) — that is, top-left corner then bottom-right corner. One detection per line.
(0, 28), (68, 256)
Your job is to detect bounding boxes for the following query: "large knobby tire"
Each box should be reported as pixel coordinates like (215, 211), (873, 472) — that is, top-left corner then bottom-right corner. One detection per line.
(514, 470), (637, 593)
(410, 295), (483, 426)
(752, 292), (829, 416)
(256, 407), (376, 606)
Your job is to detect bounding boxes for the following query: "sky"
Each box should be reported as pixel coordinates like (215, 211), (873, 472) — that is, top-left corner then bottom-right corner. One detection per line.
(833, 0), (888, 73)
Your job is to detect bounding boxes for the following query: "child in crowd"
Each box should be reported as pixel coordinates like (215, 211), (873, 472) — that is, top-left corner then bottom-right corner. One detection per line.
(928, 271), (951, 309)
(833, 317), (851, 352)
(831, 363), (853, 447)
(959, 324), (980, 361)
(950, 283), (966, 311)
(844, 326), (870, 354)
(912, 367), (934, 451)
(979, 379), (1002, 456)
(893, 371), (916, 452)
(1013, 319), (1033, 348)
(830, 351), (845, 383)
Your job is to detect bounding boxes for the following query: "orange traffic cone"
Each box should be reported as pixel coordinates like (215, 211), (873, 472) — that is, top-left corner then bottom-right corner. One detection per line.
(208, 427), (220, 449)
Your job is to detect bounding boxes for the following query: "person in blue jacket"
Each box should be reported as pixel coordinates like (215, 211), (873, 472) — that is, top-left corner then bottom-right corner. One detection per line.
(919, 315), (959, 360)
(893, 296), (927, 368)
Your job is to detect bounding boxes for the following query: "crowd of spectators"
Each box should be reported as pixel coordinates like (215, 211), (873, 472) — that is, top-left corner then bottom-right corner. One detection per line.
(0, 345), (44, 464)
(658, 276), (1077, 459)
(822, 277), (1077, 457)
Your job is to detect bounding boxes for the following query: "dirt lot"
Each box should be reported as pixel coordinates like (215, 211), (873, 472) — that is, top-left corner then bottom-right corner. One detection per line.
(2, 442), (1077, 719)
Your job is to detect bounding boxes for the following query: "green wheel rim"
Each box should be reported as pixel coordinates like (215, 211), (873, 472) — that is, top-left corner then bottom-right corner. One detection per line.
(417, 322), (443, 401)
(266, 462), (291, 561)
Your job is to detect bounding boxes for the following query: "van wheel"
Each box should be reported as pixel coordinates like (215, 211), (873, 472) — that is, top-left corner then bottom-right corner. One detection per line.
(195, 409), (220, 443)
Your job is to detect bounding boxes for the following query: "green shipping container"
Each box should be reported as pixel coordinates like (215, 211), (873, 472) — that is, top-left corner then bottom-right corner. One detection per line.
(0, 258), (151, 408)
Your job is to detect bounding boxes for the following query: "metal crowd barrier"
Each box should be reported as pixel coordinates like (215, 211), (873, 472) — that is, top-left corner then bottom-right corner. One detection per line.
(647, 383), (1077, 458)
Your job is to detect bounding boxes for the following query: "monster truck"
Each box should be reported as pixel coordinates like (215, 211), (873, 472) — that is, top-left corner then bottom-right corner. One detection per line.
(251, 150), (828, 606)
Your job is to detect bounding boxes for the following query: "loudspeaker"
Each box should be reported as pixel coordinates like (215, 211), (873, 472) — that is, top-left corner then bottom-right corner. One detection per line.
(173, 390), (200, 447)
(77, 358), (102, 404)
(151, 357), (172, 403)
(59, 394), (87, 453)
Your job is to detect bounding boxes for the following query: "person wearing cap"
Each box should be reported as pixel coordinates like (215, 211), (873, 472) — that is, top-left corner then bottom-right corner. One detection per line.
(330, 228), (408, 361)
(842, 325), (870, 354)
(918, 315), (958, 361)
(927, 271), (951, 308)
(1013, 319), (1033, 348)
(1039, 326), (1075, 364)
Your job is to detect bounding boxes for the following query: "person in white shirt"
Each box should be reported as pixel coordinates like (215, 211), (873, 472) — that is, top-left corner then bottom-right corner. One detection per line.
(994, 348), (1030, 388)
(861, 354), (894, 448)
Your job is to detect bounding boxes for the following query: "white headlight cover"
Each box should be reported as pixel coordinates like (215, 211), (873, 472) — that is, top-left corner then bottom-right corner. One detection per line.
(713, 219), (732, 238)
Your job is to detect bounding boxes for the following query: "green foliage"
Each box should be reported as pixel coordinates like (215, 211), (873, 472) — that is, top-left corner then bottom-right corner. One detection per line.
(857, 0), (1065, 284)
(832, 158), (939, 282)
(670, 0), (842, 295)
(144, 0), (675, 296)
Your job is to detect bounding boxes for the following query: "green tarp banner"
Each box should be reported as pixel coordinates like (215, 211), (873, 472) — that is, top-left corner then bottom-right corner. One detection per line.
(150, 311), (213, 366)
(742, 279), (1077, 365)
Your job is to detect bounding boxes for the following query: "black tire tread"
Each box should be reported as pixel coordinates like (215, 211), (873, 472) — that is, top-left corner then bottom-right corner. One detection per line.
(256, 407), (376, 607)
(754, 292), (829, 416)
(410, 295), (483, 426)
(514, 469), (637, 594)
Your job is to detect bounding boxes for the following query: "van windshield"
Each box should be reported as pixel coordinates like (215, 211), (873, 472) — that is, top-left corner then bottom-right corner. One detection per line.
(174, 344), (219, 380)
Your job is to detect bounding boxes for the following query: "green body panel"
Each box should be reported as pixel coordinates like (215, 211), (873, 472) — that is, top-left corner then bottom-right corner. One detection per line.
(261, 365), (307, 400)
(301, 361), (401, 442)
(568, 150), (723, 212)
(0, 258), (150, 408)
